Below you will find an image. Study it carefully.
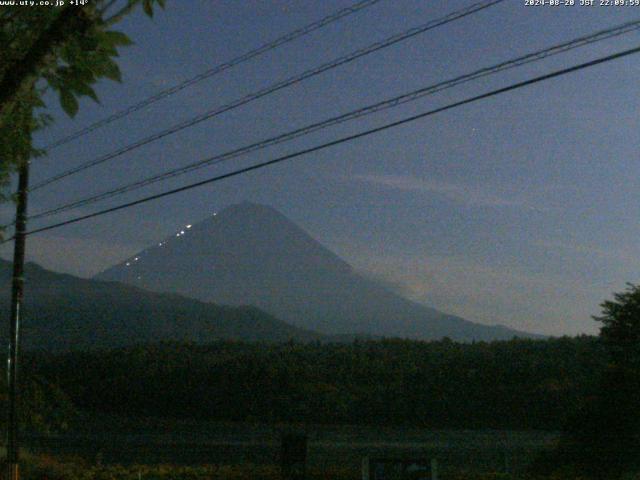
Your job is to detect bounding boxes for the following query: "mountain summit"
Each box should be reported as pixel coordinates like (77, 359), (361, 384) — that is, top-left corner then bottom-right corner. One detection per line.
(96, 202), (537, 341)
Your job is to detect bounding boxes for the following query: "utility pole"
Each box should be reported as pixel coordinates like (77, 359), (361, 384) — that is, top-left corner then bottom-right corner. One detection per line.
(6, 161), (29, 480)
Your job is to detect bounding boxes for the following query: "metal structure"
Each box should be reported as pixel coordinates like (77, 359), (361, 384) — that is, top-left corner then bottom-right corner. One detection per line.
(6, 162), (29, 480)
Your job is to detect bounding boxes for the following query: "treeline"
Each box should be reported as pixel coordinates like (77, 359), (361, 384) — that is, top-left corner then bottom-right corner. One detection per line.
(23, 336), (606, 430)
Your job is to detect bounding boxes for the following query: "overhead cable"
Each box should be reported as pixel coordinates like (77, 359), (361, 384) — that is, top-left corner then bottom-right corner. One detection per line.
(27, 18), (640, 222)
(15, 43), (640, 240)
(41, 0), (384, 151)
(31, 0), (504, 191)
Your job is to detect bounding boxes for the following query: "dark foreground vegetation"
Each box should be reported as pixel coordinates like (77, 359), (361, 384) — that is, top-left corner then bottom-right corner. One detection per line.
(0, 335), (633, 479)
(3, 283), (640, 479)
(22, 336), (603, 430)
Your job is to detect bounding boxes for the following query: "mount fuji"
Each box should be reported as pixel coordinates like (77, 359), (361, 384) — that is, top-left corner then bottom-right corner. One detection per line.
(95, 202), (539, 341)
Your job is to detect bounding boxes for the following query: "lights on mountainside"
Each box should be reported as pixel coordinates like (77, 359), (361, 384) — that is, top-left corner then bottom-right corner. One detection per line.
(125, 262), (130, 266)
(170, 221), (195, 239)
(158, 242), (163, 247)
(134, 257), (139, 261)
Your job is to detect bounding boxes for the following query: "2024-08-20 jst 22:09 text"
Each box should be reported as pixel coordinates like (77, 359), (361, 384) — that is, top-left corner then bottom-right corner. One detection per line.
(525, 0), (640, 6)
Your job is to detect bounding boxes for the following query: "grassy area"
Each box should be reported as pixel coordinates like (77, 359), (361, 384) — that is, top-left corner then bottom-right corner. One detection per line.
(15, 422), (640, 479)
(20, 455), (630, 480)
(20, 423), (559, 477)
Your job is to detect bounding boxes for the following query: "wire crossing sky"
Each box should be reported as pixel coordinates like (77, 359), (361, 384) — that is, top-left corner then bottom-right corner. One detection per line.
(9, 1), (640, 337)
(31, 0), (503, 191)
(17, 44), (640, 239)
(42, 0), (383, 151)
(24, 17), (640, 224)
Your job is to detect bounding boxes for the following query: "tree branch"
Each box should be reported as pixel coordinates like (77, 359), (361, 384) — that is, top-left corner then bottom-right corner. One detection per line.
(0, 6), (93, 121)
(104, 0), (139, 26)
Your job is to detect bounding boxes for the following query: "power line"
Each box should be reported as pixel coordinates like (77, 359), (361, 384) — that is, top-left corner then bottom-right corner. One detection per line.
(41, 0), (383, 151)
(14, 43), (640, 241)
(25, 18), (640, 222)
(30, 0), (504, 191)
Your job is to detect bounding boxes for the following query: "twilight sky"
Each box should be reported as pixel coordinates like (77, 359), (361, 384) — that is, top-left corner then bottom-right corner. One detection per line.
(3, 0), (640, 336)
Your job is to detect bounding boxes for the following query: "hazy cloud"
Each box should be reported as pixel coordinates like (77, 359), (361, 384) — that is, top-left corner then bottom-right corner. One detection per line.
(0, 235), (141, 279)
(332, 241), (612, 336)
(533, 239), (640, 266)
(350, 173), (547, 211)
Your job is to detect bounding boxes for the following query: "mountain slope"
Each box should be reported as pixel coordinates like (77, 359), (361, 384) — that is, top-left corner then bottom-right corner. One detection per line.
(0, 260), (320, 351)
(96, 202), (538, 341)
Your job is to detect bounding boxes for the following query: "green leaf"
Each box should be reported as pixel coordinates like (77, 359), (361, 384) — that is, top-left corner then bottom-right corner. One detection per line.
(72, 65), (97, 84)
(101, 60), (122, 82)
(143, 0), (154, 17)
(60, 43), (80, 64)
(71, 82), (100, 103)
(104, 30), (134, 47)
(97, 42), (119, 57)
(59, 90), (79, 117)
(78, 32), (100, 51)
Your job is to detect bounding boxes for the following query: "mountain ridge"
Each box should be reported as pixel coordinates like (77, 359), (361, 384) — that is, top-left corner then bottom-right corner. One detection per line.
(96, 202), (540, 341)
(0, 259), (322, 351)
